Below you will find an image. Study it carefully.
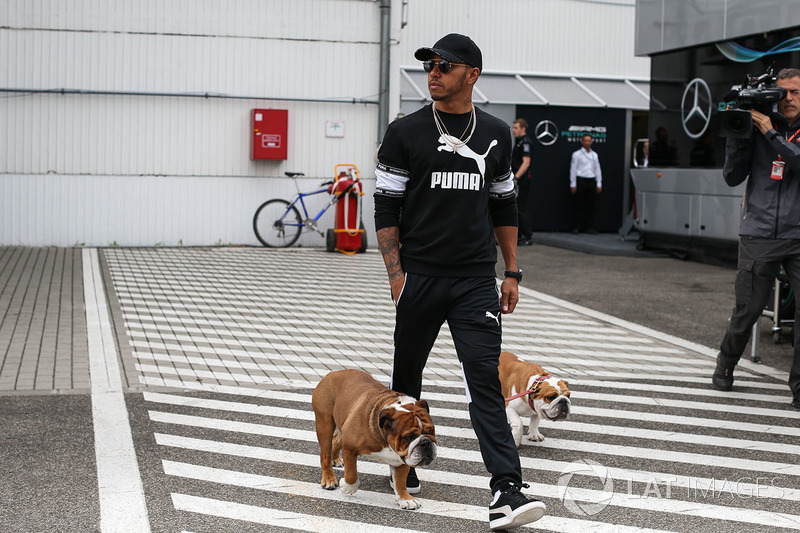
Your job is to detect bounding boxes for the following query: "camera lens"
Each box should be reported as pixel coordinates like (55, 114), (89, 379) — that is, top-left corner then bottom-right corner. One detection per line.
(729, 115), (747, 130)
(719, 109), (752, 138)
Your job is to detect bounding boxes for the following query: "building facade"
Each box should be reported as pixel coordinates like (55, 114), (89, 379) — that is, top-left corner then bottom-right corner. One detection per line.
(1, 0), (647, 246)
(632, 1), (800, 260)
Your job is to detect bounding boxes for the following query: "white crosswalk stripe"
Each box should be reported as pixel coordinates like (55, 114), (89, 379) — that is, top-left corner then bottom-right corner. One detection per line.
(171, 492), (426, 533)
(104, 248), (799, 532)
(166, 463), (676, 533)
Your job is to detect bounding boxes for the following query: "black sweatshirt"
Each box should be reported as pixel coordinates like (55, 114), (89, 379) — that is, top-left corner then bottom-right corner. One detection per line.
(374, 104), (517, 278)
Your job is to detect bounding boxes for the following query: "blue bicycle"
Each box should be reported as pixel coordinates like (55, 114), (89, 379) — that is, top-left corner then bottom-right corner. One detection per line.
(252, 172), (339, 247)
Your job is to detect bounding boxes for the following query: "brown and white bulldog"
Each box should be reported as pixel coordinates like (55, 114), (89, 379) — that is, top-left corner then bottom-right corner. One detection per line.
(311, 369), (437, 509)
(498, 351), (571, 446)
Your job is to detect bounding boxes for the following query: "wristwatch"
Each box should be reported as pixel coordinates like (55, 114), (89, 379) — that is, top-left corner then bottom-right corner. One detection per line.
(503, 269), (523, 282)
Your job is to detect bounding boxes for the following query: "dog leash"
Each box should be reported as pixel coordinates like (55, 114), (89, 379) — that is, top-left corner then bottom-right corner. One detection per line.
(504, 375), (548, 403)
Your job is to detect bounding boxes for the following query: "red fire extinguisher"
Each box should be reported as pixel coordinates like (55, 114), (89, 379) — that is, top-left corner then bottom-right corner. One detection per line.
(326, 164), (366, 254)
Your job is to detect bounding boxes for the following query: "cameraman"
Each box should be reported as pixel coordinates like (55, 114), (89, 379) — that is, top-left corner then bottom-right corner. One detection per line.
(712, 68), (800, 410)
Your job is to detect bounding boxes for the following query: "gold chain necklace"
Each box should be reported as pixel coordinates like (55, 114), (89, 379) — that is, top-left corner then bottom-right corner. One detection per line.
(432, 104), (476, 151)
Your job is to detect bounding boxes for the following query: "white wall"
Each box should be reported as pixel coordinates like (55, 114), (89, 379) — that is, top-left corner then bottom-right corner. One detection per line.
(1, 0), (647, 247)
(1, 173), (375, 248)
(388, 0), (649, 119)
(396, 0), (648, 75)
(0, 0), (383, 178)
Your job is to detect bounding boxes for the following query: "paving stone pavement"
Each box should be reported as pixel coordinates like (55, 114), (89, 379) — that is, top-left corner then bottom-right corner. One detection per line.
(0, 247), (89, 392)
(99, 246), (777, 392)
(2, 245), (785, 395)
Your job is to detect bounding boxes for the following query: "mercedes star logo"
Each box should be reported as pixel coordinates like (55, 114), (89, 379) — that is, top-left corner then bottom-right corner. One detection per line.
(681, 78), (712, 139)
(535, 120), (558, 146)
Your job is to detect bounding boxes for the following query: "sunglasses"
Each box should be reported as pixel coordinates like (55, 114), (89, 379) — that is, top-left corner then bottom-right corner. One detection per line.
(423, 59), (470, 74)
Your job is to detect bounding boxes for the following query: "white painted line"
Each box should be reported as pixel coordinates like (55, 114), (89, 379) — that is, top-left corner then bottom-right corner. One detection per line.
(155, 432), (798, 504)
(526, 420), (800, 455)
(138, 376), (800, 422)
(124, 328), (698, 367)
(123, 312), (644, 341)
(116, 303), (625, 336)
(143, 390), (800, 448)
(139, 375), (314, 395)
(130, 346), (712, 382)
(121, 319), (673, 354)
(116, 296), (397, 320)
(125, 339), (702, 379)
(571, 405), (800, 437)
(567, 373), (779, 387)
(83, 248), (150, 532)
(162, 450), (800, 530)
(147, 410), (800, 478)
(556, 379), (790, 404)
(132, 351), (376, 377)
(165, 461), (678, 533)
(171, 492), (424, 533)
(521, 435), (800, 477)
(518, 285), (791, 382)
(572, 391), (800, 420)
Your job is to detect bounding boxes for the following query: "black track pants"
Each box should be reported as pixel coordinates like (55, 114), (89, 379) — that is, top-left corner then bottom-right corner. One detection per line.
(719, 236), (800, 396)
(389, 273), (522, 492)
(573, 177), (597, 232)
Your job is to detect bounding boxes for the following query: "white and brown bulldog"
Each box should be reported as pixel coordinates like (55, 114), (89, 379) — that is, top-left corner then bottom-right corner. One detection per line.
(498, 351), (571, 446)
(311, 369), (437, 509)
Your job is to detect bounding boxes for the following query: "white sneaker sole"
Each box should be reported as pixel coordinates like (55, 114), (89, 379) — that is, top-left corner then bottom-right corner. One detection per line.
(489, 501), (546, 530)
(388, 477), (421, 495)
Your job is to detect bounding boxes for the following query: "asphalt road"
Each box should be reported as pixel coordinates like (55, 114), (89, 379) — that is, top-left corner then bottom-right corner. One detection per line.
(0, 394), (99, 532)
(510, 242), (795, 381)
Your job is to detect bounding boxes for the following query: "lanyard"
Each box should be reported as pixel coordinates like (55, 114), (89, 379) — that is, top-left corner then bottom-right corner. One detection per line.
(776, 127), (800, 162)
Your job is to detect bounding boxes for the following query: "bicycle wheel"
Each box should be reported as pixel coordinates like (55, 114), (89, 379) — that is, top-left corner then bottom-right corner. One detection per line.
(253, 199), (303, 247)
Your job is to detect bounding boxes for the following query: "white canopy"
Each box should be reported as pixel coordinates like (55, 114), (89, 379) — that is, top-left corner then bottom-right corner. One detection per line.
(401, 67), (650, 110)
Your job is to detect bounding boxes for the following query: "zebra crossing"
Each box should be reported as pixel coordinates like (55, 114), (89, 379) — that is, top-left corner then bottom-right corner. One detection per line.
(103, 247), (800, 532)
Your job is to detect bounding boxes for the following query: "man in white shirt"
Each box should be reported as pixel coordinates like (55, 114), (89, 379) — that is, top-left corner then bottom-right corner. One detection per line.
(569, 134), (603, 234)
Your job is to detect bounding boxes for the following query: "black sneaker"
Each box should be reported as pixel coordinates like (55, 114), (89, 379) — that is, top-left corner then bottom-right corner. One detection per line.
(388, 466), (420, 494)
(711, 356), (734, 391)
(792, 392), (800, 410)
(489, 482), (546, 530)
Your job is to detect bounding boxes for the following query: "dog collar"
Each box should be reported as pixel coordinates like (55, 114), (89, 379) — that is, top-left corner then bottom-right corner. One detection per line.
(504, 375), (549, 406)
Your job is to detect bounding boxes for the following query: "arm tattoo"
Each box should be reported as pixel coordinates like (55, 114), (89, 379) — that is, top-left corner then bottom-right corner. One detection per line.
(376, 227), (403, 282)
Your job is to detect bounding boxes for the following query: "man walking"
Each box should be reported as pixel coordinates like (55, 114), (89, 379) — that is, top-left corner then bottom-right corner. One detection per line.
(374, 33), (547, 530)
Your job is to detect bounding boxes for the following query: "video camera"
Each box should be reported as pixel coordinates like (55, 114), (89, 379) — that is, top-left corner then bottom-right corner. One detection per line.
(719, 67), (787, 138)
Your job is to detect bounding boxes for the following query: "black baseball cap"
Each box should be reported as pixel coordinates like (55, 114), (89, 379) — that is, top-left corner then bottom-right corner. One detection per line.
(414, 33), (482, 72)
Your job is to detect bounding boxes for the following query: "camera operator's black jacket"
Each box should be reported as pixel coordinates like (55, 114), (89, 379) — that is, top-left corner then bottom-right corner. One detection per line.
(724, 117), (800, 238)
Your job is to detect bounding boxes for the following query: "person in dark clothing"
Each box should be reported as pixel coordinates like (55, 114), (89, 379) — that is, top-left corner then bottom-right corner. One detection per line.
(712, 67), (800, 410)
(512, 118), (534, 245)
(374, 33), (547, 530)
